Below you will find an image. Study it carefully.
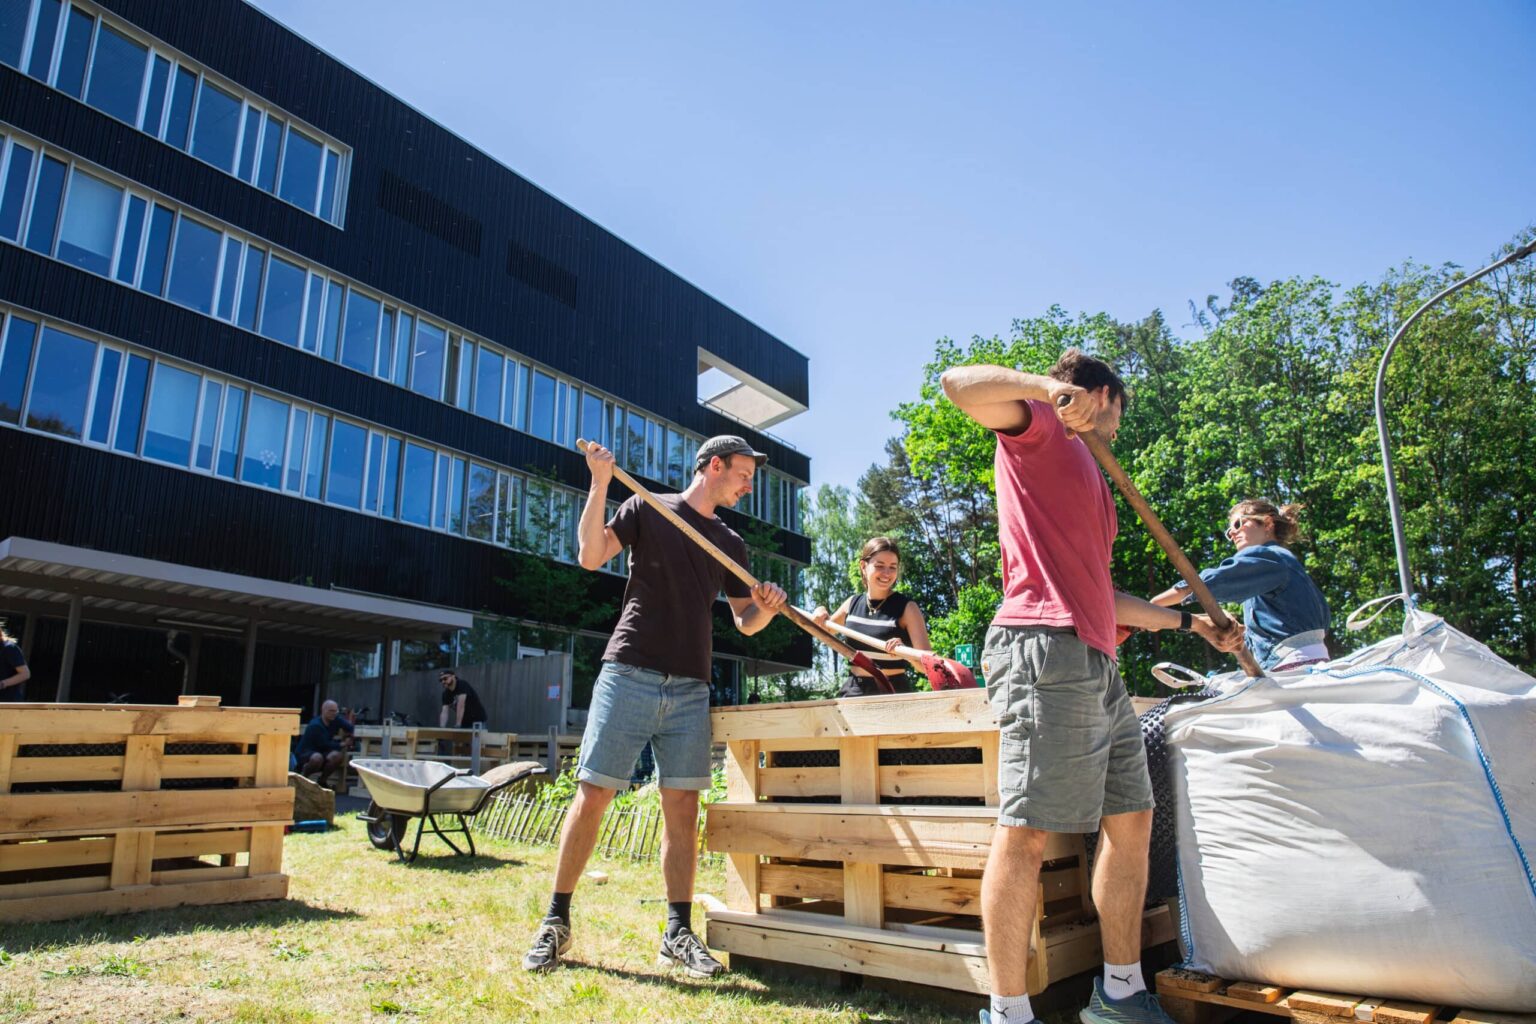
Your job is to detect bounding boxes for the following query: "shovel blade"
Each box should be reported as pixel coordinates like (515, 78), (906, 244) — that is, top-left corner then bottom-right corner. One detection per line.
(922, 654), (977, 690)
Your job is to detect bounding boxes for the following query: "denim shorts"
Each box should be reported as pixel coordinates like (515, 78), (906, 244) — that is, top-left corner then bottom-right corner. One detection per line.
(982, 625), (1154, 832)
(576, 661), (713, 791)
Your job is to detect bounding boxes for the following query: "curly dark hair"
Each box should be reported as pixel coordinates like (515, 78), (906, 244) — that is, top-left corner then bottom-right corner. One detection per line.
(1048, 348), (1128, 410)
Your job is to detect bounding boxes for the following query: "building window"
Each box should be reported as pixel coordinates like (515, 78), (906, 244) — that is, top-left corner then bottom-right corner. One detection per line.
(241, 392), (288, 490)
(400, 441), (434, 526)
(325, 418), (366, 509)
(23, 325), (94, 439)
(141, 361), (199, 466)
(473, 346), (502, 421)
(339, 288), (380, 374)
(259, 254), (304, 347)
(2, 0), (350, 225)
(165, 214), (222, 315)
(83, 22), (147, 128)
(55, 169), (121, 275)
(410, 321), (445, 400)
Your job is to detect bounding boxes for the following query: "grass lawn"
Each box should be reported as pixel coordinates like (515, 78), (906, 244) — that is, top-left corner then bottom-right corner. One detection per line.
(0, 812), (994, 1024)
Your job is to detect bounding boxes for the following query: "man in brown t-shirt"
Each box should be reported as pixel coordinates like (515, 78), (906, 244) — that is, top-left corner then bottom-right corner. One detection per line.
(522, 435), (787, 978)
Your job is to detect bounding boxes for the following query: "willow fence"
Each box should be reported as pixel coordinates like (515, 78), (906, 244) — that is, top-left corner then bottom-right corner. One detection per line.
(473, 793), (717, 864)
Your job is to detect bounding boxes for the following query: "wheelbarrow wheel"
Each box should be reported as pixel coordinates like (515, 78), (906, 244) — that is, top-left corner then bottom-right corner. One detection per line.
(364, 801), (409, 851)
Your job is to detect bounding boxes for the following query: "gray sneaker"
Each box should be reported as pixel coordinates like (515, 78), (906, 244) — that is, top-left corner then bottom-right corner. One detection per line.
(1080, 979), (1177, 1024)
(658, 927), (726, 978)
(521, 918), (571, 972)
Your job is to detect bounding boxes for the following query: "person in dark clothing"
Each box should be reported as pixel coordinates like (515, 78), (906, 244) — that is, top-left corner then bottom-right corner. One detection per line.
(0, 621), (28, 702)
(295, 700), (354, 788)
(438, 670), (488, 727)
(521, 433), (787, 979)
(812, 536), (931, 696)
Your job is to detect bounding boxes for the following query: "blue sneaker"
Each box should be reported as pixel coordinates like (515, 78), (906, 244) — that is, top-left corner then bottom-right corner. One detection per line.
(1080, 978), (1177, 1024)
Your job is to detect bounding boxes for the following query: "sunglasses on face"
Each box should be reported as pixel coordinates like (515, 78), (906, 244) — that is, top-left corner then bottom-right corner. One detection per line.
(1226, 516), (1260, 537)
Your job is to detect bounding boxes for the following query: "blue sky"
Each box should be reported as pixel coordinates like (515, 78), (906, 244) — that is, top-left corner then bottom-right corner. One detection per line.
(250, 1), (1536, 491)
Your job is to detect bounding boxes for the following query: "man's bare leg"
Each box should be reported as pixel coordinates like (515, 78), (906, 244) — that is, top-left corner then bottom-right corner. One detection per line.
(552, 781), (617, 893)
(982, 823), (1050, 1003)
(1092, 809), (1152, 963)
(658, 787), (700, 903)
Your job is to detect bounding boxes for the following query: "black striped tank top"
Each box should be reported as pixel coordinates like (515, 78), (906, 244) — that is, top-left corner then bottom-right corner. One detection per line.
(840, 592), (914, 697)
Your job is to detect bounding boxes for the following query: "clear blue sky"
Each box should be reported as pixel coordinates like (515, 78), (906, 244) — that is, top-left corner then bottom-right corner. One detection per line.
(250, 0), (1536, 491)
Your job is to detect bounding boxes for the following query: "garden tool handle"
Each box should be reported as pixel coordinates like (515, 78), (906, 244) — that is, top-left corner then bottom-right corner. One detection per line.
(575, 439), (869, 663)
(1055, 400), (1265, 677)
(816, 615), (927, 663)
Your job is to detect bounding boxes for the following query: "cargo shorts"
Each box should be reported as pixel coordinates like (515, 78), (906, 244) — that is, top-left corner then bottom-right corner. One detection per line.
(982, 625), (1154, 832)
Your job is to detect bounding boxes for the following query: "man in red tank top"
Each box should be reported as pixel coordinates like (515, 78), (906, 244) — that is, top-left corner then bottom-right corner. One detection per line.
(942, 350), (1244, 1024)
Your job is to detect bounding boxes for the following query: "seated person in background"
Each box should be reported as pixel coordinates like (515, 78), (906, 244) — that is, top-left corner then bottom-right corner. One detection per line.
(295, 700), (354, 789)
(1151, 499), (1331, 672)
(439, 669), (488, 728)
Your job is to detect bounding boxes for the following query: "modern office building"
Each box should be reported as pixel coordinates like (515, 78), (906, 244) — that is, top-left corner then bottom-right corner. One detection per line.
(0, 0), (811, 713)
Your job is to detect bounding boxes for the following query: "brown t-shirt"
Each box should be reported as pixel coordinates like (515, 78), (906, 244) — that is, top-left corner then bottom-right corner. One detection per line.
(601, 493), (752, 681)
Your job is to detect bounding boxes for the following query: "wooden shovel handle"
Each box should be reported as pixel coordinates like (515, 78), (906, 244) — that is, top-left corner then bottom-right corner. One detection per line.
(1061, 410), (1265, 677)
(817, 616), (926, 662)
(575, 439), (863, 661)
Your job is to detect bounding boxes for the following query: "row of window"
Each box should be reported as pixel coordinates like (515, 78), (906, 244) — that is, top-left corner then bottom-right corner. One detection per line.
(0, 0), (348, 224)
(0, 306), (807, 595)
(0, 122), (807, 533)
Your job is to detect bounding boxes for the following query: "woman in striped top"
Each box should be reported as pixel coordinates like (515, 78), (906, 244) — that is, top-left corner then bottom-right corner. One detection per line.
(811, 537), (931, 697)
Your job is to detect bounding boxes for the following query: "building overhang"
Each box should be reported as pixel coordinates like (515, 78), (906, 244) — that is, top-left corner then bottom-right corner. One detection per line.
(697, 349), (808, 431)
(0, 537), (471, 648)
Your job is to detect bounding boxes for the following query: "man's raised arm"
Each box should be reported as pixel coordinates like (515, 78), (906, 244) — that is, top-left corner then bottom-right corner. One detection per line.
(939, 365), (1085, 433)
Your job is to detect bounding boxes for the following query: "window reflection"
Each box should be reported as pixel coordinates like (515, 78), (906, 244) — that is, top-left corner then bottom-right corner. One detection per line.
(165, 215), (221, 315)
(190, 81), (242, 173)
(84, 22), (147, 125)
(24, 326), (94, 439)
(339, 289), (380, 373)
(400, 442), (434, 526)
(325, 419), (366, 509)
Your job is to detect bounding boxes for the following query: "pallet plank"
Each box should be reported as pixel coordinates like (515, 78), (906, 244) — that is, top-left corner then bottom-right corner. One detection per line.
(1228, 982), (1285, 1005)
(0, 874), (288, 923)
(711, 690), (995, 742)
(0, 787), (293, 836)
(1291, 992), (1363, 1017)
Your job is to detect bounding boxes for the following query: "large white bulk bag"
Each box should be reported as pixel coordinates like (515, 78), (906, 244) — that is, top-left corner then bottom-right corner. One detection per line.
(1166, 609), (1536, 1010)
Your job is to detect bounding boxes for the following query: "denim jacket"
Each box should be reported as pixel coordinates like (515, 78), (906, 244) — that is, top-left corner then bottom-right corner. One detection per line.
(1177, 542), (1331, 669)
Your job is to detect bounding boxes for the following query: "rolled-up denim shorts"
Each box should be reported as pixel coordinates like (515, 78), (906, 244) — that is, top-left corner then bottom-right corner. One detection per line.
(982, 625), (1153, 832)
(576, 661), (713, 791)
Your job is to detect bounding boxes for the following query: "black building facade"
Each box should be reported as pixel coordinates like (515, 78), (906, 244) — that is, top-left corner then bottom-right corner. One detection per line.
(0, 0), (812, 711)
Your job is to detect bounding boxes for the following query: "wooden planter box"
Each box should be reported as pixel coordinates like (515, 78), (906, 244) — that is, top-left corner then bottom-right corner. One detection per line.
(704, 689), (1173, 995)
(0, 695), (299, 923)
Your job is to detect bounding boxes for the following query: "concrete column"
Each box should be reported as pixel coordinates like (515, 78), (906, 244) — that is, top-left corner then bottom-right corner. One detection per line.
(57, 596), (83, 702)
(182, 633), (202, 696)
(238, 619), (259, 706)
(19, 614), (36, 660)
(378, 636), (394, 723)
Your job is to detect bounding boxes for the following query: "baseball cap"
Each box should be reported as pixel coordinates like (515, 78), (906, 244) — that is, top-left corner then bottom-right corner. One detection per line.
(694, 435), (768, 472)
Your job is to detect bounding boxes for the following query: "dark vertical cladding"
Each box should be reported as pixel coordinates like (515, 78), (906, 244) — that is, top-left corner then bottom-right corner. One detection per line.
(73, 0), (810, 477)
(0, 0), (813, 676)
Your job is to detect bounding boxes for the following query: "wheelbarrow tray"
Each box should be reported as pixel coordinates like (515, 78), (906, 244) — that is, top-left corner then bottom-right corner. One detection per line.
(352, 758), (492, 815)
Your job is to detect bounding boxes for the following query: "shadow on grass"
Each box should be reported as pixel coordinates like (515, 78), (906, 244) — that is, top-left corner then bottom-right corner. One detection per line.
(559, 958), (974, 1020)
(0, 898), (360, 953)
(378, 851), (525, 873)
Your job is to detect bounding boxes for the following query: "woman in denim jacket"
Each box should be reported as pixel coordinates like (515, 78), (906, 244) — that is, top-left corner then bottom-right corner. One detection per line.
(1152, 499), (1331, 671)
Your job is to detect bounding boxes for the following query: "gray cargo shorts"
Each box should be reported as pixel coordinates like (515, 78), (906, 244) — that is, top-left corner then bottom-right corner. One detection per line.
(982, 624), (1154, 832)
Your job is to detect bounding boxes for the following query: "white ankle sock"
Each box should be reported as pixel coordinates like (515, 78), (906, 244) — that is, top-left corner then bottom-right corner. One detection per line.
(990, 992), (1034, 1021)
(1103, 961), (1146, 1000)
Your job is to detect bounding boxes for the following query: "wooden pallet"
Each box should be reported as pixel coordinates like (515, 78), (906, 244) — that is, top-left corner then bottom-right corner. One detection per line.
(703, 689), (1175, 995)
(0, 695), (299, 923)
(1156, 969), (1536, 1024)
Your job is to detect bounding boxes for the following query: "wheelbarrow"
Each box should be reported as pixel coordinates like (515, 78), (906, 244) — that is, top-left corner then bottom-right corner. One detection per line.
(354, 758), (545, 863)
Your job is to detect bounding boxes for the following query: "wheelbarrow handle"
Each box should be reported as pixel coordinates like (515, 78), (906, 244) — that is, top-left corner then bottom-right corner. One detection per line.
(1060, 402), (1264, 678)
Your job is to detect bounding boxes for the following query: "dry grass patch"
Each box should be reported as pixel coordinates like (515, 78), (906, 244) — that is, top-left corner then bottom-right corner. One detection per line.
(0, 814), (982, 1023)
